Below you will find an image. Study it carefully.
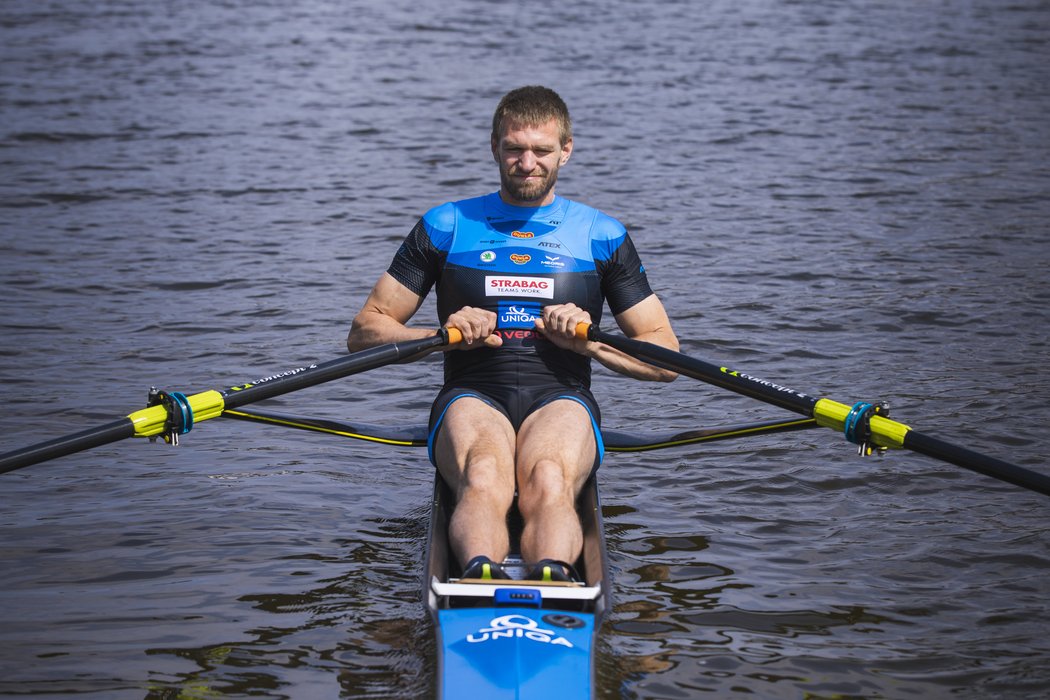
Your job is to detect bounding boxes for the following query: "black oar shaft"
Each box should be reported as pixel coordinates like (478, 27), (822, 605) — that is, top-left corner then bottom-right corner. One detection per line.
(590, 329), (819, 415)
(584, 324), (1048, 497)
(0, 330), (458, 473)
(904, 430), (1050, 495)
(0, 419), (134, 474)
(221, 334), (451, 409)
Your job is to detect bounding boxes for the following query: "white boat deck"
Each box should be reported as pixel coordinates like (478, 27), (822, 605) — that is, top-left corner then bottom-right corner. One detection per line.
(430, 577), (603, 603)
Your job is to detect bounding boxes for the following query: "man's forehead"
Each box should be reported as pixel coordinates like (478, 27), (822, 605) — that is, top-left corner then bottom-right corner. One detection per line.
(497, 118), (565, 143)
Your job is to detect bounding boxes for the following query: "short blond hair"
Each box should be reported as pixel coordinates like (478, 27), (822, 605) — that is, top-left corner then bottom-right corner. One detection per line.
(491, 86), (572, 146)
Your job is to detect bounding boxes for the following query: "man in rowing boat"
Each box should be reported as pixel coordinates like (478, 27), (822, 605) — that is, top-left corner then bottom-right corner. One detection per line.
(348, 86), (678, 582)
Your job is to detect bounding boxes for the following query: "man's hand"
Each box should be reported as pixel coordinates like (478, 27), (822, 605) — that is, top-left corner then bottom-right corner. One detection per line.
(534, 303), (592, 354)
(446, 306), (502, 349)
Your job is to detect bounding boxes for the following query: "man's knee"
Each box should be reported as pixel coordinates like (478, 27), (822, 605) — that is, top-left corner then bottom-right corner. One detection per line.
(459, 455), (515, 506)
(519, 459), (575, 513)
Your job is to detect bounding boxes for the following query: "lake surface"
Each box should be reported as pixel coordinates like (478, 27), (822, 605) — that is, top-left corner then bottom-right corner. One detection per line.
(2, 0), (1049, 698)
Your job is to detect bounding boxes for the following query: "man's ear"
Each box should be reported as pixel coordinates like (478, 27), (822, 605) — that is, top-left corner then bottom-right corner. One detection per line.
(560, 138), (573, 165)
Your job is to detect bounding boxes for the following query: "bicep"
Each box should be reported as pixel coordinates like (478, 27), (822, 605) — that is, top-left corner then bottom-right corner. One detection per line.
(360, 272), (427, 324)
(612, 294), (679, 350)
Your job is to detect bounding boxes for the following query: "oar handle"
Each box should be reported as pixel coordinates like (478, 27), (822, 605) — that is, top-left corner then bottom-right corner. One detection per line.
(444, 327), (463, 345)
(575, 322), (592, 341)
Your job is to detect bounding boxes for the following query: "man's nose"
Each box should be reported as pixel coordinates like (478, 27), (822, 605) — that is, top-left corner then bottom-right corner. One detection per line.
(517, 151), (537, 171)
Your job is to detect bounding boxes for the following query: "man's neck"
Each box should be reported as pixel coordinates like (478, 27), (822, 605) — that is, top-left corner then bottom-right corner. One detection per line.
(498, 189), (557, 208)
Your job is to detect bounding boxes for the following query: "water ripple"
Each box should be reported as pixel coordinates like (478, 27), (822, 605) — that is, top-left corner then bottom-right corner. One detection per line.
(2, 0), (1049, 697)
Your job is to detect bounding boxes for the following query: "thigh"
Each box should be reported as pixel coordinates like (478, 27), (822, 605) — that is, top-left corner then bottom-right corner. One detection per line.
(432, 395), (517, 495)
(515, 398), (597, 495)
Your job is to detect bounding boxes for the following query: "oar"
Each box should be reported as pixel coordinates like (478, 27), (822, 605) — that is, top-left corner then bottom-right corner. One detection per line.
(578, 323), (1050, 497)
(0, 329), (461, 474)
(222, 407), (819, 451)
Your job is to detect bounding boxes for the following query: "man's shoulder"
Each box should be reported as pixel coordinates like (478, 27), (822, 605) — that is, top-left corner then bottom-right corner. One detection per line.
(561, 197), (627, 242)
(421, 201), (458, 231)
(421, 194), (491, 231)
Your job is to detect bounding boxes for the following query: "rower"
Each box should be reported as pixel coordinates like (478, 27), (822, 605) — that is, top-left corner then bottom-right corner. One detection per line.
(347, 85), (679, 582)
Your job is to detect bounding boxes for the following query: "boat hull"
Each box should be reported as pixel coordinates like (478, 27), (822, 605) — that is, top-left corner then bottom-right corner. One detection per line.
(435, 605), (599, 698)
(425, 474), (609, 699)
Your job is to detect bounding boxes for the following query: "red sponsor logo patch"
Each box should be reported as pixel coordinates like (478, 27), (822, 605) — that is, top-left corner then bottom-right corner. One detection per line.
(486, 276), (554, 298)
(488, 277), (548, 290)
(509, 253), (531, 265)
(496, 329), (536, 340)
(511, 230), (534, 238)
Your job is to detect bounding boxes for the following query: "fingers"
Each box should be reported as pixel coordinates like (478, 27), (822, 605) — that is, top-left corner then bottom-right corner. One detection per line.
(540, 303), (591, 335)
(445, 306), (501, 348)
(535, 304), (591, 352)
(445, 304), (591, 351)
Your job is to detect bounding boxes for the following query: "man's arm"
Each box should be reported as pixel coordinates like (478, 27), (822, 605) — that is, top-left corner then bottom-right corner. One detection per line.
(535, 294), (679, 382)
(604, 294), (678, 381)
(347, 272), (503, 352)
(347, 273), (432, 352)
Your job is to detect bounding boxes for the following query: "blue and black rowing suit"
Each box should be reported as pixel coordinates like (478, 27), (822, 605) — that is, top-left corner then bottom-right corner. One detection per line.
(386, 192), (654, 467)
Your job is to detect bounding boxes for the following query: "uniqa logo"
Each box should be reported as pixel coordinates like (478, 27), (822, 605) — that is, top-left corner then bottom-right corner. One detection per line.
(465, 614), (573, 648)
(500, 305), (538, 324)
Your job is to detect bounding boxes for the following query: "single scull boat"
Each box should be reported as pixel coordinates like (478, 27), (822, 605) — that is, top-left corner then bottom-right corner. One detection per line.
(425, 475), (609, 699)
(1, 325), (1046, 699)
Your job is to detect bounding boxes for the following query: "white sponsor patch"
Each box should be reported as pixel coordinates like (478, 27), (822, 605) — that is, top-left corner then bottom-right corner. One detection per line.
(541, 254), (565, 268)
(465, 614), (574, 648)
(485, 275), (554, 299)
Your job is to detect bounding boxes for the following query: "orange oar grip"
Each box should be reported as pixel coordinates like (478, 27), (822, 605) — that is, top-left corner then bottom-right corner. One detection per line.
(444, 327), (463, 345)
(574, 322), (591, 341)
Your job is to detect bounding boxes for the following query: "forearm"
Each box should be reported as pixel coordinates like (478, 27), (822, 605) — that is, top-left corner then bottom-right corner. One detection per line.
(346, 309), (439, 352)
(585, 327), (679, 382)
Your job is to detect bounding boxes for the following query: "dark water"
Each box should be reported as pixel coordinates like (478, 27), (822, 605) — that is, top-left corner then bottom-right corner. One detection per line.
(2, 1), (1049, 698)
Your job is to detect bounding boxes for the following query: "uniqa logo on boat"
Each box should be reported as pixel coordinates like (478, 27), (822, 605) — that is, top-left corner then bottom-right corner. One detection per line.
(465, 614), (573, 648)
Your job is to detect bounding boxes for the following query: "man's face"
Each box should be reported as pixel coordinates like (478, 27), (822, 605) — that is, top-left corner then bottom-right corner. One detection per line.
(492, 118), (572, 207)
